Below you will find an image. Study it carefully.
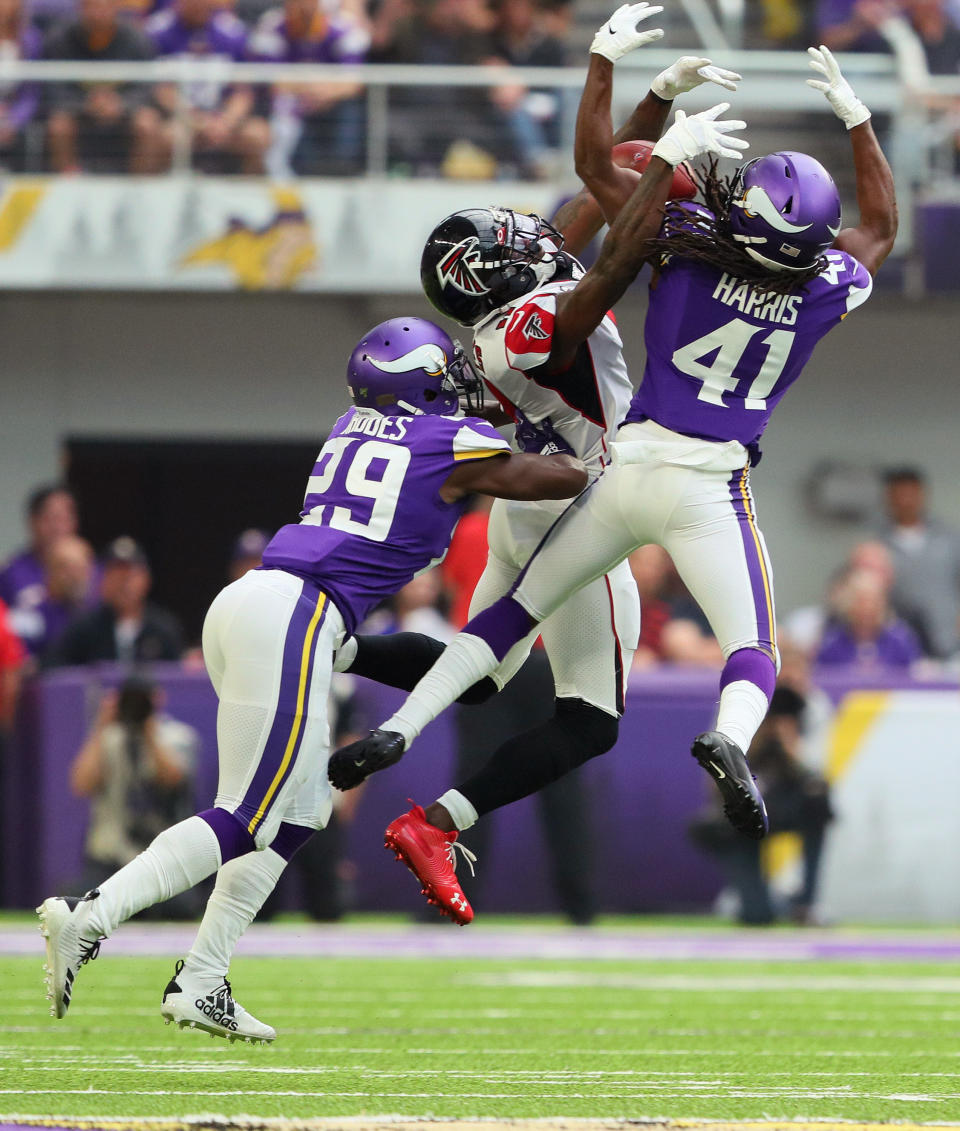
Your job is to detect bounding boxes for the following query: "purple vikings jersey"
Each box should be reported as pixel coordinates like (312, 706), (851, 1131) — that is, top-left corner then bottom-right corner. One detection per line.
(261, 408), (510, 634)
(0, 549), (45, 614)
(147, 9), (247, 108)
(624, 203), (873, 447)
(247, 7), (368, 64)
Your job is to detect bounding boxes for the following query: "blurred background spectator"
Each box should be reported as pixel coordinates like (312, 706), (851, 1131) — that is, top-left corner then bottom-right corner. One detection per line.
(7, 535), (96, 662)
(43, 0), (157, 173)
(248, 0), (369, 177)
(372, 0), (527, 176)
(485, 0), (567, 178)
(227, 527), (271, 583)
(0, 599), (26, 733)
(815, 0), (898, 53)
(815, 566), (922, 668)
(0, 0), (42, 171)
(783, 539), (898, 657)
(0, 484), (82, 619)
(43, 536), (184, 668)
(145, 0), (267, 173)
(690, 685), (834, 925)
(904, 0), (960, 74)
(69, 675), (201, 917)
(878, 467), (960, 661)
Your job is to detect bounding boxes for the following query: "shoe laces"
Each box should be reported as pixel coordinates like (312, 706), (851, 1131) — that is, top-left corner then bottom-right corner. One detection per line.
(447, 839), (477, 878)
(78, 938), (101, 966)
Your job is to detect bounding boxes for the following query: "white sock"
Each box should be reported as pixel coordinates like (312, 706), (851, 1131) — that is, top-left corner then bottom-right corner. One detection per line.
(436, 789), (479, 832)
(333, 635), (357, 673)
(87, 816), (222, 938)
(715, 679), (770, 754)
(181, 847), (287, 982)
(383, 633), (498, 746)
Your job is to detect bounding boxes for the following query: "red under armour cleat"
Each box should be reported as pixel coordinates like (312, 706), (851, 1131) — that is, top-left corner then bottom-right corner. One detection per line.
(384, 805), (476, 925)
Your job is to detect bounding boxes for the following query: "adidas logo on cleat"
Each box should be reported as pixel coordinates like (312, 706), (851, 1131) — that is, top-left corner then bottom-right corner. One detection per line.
(195, 996), (239, 1030)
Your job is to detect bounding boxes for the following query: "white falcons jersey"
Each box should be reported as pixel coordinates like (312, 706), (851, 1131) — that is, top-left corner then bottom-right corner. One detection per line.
(471, 280), (633, 480)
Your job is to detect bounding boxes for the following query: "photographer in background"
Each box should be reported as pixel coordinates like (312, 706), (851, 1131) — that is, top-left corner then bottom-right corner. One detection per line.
(69, 676), (201, 919)
(690, 686), (834, 925)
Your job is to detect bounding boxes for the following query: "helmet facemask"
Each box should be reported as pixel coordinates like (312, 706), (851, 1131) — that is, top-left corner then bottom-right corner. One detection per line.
(444, 340), (485, 415)
(491, 210), (566, 299)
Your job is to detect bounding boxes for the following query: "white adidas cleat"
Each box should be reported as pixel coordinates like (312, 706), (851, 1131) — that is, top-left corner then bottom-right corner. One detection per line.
(161, 959), (276, 1044)
(36, 891), (104, 1018)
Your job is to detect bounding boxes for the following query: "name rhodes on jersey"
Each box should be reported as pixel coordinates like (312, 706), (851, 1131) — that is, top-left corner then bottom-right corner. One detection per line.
(712, 273), (803, 325)
(343, 412), (410, 441)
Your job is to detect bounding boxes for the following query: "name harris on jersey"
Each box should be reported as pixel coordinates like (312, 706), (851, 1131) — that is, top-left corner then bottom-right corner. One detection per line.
(712, 272), (803, 326)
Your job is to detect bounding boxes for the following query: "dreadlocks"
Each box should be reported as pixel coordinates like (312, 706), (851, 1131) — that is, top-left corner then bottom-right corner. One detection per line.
(644, 159), (827, 297)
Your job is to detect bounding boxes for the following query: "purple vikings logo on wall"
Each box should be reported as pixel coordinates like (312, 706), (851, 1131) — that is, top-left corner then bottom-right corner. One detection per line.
(435, 237), (491, 296)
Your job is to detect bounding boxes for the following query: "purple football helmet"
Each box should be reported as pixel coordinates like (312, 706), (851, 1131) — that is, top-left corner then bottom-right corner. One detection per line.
(346, 317), (483, 417)
(728, 151), (842, 272)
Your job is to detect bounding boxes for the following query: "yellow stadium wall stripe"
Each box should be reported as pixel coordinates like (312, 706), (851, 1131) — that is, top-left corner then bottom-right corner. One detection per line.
(826, 690), (889, 781)
(765, 690), (889, 881)
(0, 183), (46, 252)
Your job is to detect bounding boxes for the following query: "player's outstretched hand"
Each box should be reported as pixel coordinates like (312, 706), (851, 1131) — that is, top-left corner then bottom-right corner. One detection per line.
(806, 45), (871, 129)
(651, 56), (742, 100)
(590, 2), (664, 64)
(651, 103), (749, 167)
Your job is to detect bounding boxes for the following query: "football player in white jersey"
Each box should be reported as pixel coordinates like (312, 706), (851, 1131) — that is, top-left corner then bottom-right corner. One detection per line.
(331, 12), (748, 923)
(330, 19), (897, 922)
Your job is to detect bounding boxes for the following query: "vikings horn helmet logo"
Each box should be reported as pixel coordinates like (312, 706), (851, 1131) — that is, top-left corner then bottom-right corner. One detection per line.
(367, 343), (447, 377)
(435, 236), (491, 297)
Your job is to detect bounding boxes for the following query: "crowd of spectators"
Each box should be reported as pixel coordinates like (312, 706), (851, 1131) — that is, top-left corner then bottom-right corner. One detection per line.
(0, 0), (574, 177)
(1, 464), (958, 722)
(0, 464), (957, 923)
(3, 0), (960, 178)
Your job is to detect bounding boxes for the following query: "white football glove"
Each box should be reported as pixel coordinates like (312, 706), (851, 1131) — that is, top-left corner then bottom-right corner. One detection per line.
(651, 102), (749, 167)
(590, 2), (664, 64)
(651, 56), (742, 100)
(806, 44), (871, 129)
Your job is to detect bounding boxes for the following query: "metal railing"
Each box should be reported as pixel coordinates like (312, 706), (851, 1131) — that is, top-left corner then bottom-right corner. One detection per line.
(0, 51), (902, 175)
(0, 39), (954, 254)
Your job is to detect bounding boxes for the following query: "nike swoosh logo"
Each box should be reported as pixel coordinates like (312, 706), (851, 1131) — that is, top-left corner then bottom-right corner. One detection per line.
(708, 760), (726, 780)
(353, 760), (366, 768)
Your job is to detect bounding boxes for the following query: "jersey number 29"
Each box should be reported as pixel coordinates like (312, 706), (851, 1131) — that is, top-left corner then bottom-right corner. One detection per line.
(672, 317), (796, 409)
(301, 437), (410, 542)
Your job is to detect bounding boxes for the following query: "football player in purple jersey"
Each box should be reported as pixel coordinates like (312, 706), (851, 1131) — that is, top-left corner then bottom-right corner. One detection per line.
(36, 318), (590, 1042)
(329, 18), (896, 920)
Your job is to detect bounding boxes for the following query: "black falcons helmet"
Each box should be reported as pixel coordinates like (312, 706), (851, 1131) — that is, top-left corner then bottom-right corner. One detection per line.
(420, 207), (571, 327)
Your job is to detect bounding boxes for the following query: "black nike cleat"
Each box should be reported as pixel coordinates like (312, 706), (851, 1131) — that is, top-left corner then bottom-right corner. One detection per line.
(328, 729), (406, 791)
(691, 730), (769, 840)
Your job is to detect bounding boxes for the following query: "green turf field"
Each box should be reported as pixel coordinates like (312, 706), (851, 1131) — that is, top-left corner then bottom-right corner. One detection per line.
(3, 947), (960, 1124)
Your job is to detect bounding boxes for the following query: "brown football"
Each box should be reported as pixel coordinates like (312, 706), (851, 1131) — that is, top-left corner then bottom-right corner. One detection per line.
(611, 139), (697, 200)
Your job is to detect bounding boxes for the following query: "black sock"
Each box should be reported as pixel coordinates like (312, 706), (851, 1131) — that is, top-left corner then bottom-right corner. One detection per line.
(348, 633), (497, 705)
(457, 698), (619, 816)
